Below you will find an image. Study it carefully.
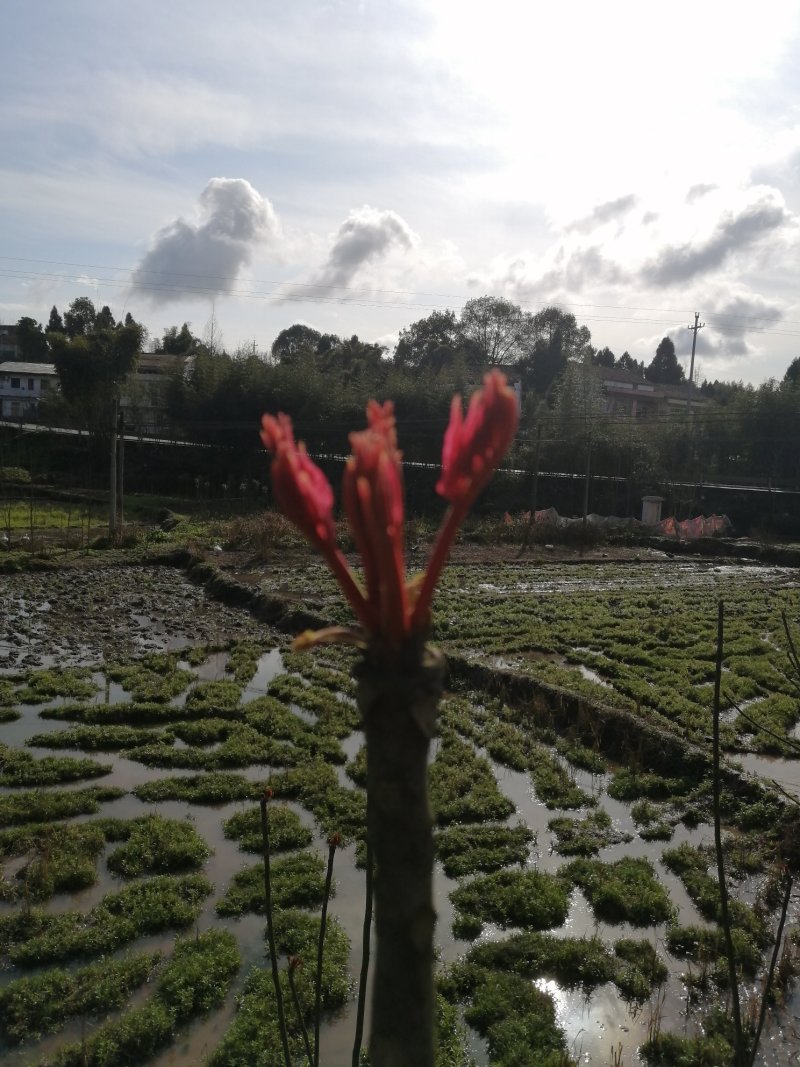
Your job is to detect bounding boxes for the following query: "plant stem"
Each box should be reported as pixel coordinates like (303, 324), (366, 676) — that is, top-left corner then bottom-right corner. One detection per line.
(288, 964), (314, 1067)
(261, 793), (292, 1067)
(358, 643), (445, 1067)
(314, 839), (337, 1067)
(747, 870), (793, 1067)
(712, 601), (745, 1066)
(352, 837), (373, 1067)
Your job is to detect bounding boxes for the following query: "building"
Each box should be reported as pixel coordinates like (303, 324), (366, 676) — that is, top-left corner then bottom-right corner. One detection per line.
(0, 361), (59, 419)
(601, 366), (707, 417)
(120, 352), (187, 432)
(0, 325), (20, 362)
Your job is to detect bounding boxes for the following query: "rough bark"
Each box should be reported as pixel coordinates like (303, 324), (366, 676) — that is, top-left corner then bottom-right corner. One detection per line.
(357, 643), (445, 1067)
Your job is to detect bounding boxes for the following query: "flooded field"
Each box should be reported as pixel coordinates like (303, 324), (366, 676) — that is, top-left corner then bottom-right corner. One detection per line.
(0, 557), (799, 1066)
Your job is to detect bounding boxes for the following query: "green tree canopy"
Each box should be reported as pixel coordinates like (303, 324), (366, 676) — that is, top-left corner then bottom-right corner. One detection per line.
(161, 323), (201, 355)
(271, 324), (325, 364)
(645, 337), (685, 385)
(518, 307), (594, 398)
(51, 324), (143, 433)
(395, 310), (461, 368)
(15, 317), (49, 362)
(95, 305), (116, 330)
(783, 356), (800, 388)
(617, 351), (645, 377)
(63, 296), (97, 339)
(459, 296), (535, 365)
(592, 346), (616, 368)
(47, 305), (65, 334)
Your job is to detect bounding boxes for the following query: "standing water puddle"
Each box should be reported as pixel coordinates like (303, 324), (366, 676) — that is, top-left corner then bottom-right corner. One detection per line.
(1, 565), (799, 1065)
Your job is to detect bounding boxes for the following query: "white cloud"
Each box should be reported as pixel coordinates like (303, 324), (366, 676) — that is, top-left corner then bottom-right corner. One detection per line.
(641, 187), (789, 286)
(131, 179), (279, 305)
(566, 195), (639, 234)
(303, 206), (417, 294)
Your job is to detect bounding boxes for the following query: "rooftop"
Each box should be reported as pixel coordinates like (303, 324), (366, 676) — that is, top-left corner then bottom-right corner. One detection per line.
(0, 361), (57, 375)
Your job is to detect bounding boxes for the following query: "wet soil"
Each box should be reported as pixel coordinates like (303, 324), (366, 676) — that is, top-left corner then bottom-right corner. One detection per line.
(1, 555), (799, 1066)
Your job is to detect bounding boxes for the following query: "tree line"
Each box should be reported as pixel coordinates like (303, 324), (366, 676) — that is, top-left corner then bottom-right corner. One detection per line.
(11, 296), (800, 502)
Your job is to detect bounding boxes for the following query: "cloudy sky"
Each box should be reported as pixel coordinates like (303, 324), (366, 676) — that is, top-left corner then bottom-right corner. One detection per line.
(2, 0), (799, 382)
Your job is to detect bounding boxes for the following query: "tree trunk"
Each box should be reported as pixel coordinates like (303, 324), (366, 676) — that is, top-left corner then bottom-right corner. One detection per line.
(357, 644), (445, 1067)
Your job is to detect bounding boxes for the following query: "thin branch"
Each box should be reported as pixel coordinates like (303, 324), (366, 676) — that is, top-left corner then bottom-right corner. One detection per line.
(288, 960), (314, 1067)
(780, 610), (800, 698)
(314, 836), (338, 1067)
(352, 838), (374, 1067)
(747, 871), (793, 1067)
(713, 602), (746, 1067)
(261, 792), (292, 1067)
(726, 694), (800, 758)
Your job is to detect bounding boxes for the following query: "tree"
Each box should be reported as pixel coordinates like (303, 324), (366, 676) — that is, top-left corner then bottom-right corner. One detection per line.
(95, 305), (116, 330)
(550, 357), (606, 441)
(271, 324), (324, 364)
(592, 346), (616, 368)
(395, 310), (462, 369)
(783, 356), (800, 388)
(15, 317), (49, 362)
(519, 306), (593, 397)
(618, 351), (645, 377)
(459, 296), (535, 365)
(161, 323), (200, 355)
(320, 335), (385, 382)
(646, 337), (685, 385)
(47, 305), (64, 334)
(63, 297), (97, 339)
(203, 307), (224, 358)
(51, 323), (143, 433)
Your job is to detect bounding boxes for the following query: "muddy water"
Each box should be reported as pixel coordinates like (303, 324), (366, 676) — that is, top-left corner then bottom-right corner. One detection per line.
(2, 566), (800, 1066)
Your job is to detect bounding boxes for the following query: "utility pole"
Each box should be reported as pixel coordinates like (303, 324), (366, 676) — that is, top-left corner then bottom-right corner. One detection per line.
(686, 312), (705, 415)
(117, 409), (125, 531)
(109, 396), (118, 539)
(519, 423), (543, 555)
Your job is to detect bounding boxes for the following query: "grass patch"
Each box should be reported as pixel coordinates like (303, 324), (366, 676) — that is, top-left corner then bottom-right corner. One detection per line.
(1, 822), (107, 902)
(450, 869), (569, 939)
(222, 804), (313, 854)
(429, 732), (515, 826)
(665, 924), (763, 978)
(40, 700), (189, 725)
(267, 759), (366, 842)
(106, 814), (211, 877)
(640, 1031), (733, 1066)
(441, 966), (574, 1067)
(216, 851), (327, 917)
(40, 930), (240, 1067)
(530, 745), (595, 810)
(547, 810), (632, 856)
(268, 673), (360, 737)
(28, 724), (171, 751)
(607, 769), (697, 802)
(2, 873), (212, 966)
(562, 857), (675, 925)
(208, 913), (350, 1067)
(133, 772), (260, 805)
(0, 951), (161, 1043)
(16, 667), (98, 703)
(435, 822), (534, 878)
(106, 660), (193, 703)
(184, 678), (244, 716)
(661, 842), (766, 942)
(0, 742), (110, 786)
(451, 930), (666, 1001)
(0, 785), (124, 827)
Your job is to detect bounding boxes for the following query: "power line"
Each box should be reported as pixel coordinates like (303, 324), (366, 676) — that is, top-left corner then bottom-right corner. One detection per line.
(1, 255), (798, 332)
(3, 266), (800, 345)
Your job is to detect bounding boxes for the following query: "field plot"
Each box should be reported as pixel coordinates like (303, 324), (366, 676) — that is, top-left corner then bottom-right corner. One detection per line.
(0, 556), (799, 1066)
